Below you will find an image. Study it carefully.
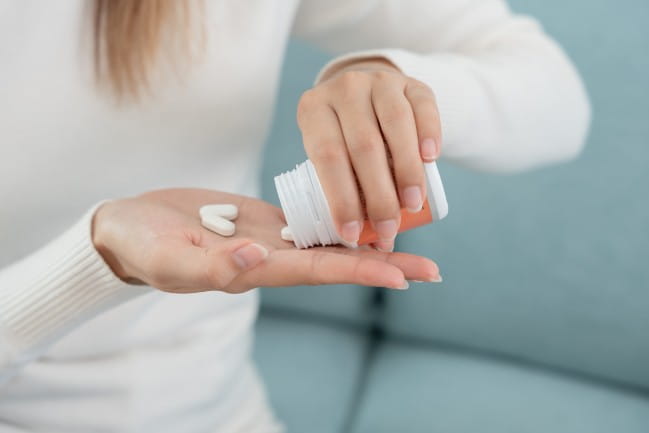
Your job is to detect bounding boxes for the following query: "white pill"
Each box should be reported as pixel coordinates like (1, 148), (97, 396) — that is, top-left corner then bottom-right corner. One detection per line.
(199, 204), (238, 221)
(201, 214), (236, 237)
(280, 225), (294, 242)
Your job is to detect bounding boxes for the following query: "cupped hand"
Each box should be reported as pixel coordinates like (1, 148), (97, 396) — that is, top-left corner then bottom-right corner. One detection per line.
(298, 58), (441, 252)
(92, 188), (441, 294)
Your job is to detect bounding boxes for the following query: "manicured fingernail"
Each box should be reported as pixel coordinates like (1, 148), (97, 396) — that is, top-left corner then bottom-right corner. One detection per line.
(421, 138), (438, 160)
(374, 219), (398, 242)
(374, 239), (394, 253)
(428, 274), (443, 283)
(403, 186), (423, 213)
(399, 280), (410, 290)
(232, 243), (269, 269)
(340, 221), (361, 247)
(388, 280), (409, 290)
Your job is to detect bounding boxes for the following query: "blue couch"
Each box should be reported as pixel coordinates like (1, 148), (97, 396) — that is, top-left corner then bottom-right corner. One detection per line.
(254, 1), (649, 431)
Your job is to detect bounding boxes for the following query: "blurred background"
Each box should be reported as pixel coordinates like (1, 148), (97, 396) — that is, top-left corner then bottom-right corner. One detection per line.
(253, 1), (649, 432)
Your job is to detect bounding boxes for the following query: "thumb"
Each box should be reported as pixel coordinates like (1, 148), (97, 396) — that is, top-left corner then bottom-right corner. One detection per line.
(151, 238), (269, 292)
(226, 241), (270, 274)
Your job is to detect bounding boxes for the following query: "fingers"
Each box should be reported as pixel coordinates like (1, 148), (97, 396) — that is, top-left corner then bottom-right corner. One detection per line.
(238, 248), (409, 290)
(145, 233), (438, 293)
(299, 69), (442, 253)
(144, 237), (269, 292)
(298, 91), (364, 246)
(327, 246), (441, 282)
(331, 74), (401, 246)
(372, 80), (427, 214)
(405, 80), (442, 162)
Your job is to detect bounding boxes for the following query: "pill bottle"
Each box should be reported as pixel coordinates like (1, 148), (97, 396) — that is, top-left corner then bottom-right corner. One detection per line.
(274, 159), (448, 249)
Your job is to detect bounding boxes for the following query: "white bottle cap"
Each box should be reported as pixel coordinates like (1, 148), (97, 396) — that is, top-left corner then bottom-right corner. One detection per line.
(275, 160), (344, 248)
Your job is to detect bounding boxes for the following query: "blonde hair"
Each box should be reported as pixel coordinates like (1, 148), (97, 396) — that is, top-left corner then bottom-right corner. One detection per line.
(93, 0), (200, 101)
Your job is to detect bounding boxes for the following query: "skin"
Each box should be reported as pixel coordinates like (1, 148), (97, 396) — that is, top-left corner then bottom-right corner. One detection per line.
(93, 189), (441, 294)
(93, 59), (443, 293)
(299, 58), (442, 252)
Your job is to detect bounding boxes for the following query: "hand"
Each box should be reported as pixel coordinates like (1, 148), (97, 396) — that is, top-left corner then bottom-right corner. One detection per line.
(298, 58), (441, 252)
(92, 188), (441, 293)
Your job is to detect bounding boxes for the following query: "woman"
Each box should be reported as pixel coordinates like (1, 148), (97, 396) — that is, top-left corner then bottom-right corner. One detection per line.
(0, 0), (590, 431)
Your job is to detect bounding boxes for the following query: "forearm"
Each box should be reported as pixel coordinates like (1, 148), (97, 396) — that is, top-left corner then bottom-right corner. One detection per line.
(0, 204), (148, 385)
(296, 0), (591, 172)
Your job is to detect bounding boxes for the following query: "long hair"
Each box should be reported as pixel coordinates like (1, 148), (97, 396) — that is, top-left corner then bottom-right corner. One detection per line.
(93, 0), (201, 101)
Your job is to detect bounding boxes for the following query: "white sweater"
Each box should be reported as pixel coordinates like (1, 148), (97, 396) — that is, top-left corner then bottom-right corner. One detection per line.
(0, 1), (589, 431)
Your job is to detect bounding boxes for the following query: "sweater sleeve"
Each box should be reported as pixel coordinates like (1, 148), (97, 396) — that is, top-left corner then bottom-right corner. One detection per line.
(0, 203), (149, 386)
(292, 0), (591, 172)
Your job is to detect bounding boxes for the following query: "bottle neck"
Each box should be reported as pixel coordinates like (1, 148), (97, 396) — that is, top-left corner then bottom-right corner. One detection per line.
(274, 159), (342, 249)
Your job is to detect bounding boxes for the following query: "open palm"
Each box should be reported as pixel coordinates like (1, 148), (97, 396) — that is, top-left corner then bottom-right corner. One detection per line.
(93, 188), (440, 293)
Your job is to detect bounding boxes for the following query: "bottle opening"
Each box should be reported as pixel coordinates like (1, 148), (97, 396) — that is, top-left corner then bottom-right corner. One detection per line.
(274, 160), (343, 248)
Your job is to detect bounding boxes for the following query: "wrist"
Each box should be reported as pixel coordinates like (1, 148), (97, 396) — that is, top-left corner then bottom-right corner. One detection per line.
(92, 201), (136, 283)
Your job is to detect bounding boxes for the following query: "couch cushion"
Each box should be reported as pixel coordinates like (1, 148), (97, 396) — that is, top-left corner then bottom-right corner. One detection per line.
(254, 314), (368, 433)
(385, 0), (649, 388)
(260, 285), (375, 326)
(351, 341), (649, 433)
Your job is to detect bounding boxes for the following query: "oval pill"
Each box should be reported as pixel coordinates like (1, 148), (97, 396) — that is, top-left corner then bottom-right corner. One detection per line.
(199, 204), (238, 221)
(201, 214), (236, 237)
(280, 225), (294, 242)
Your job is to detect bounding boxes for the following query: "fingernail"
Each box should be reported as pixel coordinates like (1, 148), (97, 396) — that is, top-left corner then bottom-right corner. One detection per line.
(398, 280), (410, 290)
(421, 138), (438, 160)
(374, 239), (394, 253)
(427, 274), (443, 283)
(232, 243), (269, 269)
(388, 280), (409, 290)
(403, 186), (423, 213)
(340, 221), (361, 247)
(374, 219), (398, 242)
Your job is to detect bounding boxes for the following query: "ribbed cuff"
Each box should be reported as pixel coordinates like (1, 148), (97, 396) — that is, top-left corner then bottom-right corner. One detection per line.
(316, 49), (484, 160)
(0, 203), (150, 361)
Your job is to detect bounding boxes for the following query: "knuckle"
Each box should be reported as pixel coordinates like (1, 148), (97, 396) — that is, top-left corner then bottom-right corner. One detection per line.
(298, 89), (319, 109)
(310, 141), (344, 163)
(395, 165), (424, 187)
(408, 80), (437, 102)
(366, 194), (400, 219)
(373, 70), (397, 82)
(416, 98), (439, 116)
(296, 90), (320, 120)
(336, 70), (369, 91)
(380, 102), (410, 125)
(408, 78), (432, 93)
(332, 196), (362, 220)
(350, 133), (382, 155)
